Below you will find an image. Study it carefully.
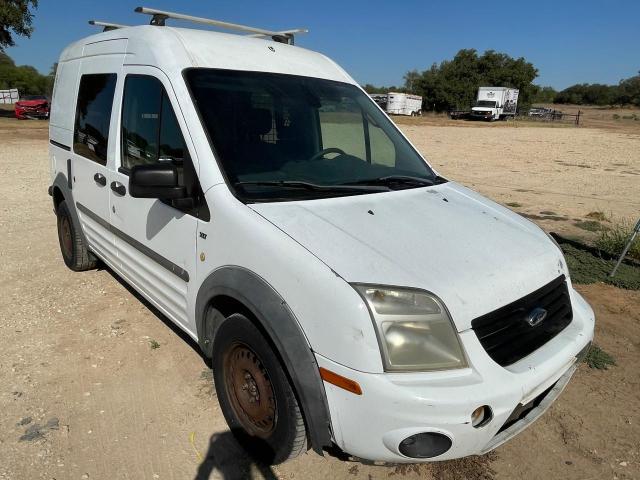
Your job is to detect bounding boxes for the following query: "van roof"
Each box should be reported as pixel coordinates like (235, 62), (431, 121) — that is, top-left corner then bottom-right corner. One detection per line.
(59, 25), (354, 84)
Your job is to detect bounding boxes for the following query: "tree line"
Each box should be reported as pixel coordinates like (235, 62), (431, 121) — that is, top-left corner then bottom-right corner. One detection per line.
(0, 52), (55, 95)
(551, 76), (640, 106)
(363, 49), (640, 111)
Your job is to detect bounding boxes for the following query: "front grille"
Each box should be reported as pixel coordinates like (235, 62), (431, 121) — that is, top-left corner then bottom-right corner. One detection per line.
(471, 275), (572, 366)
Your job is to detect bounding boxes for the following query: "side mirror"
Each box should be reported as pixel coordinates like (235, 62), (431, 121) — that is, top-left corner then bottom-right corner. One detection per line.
(129, 163), (186, 199)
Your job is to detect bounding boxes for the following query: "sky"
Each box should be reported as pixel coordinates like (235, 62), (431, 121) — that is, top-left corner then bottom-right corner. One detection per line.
(5, 0), (640, 90)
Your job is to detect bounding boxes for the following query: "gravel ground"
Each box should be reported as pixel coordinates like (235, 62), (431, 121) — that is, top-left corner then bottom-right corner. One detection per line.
(0, 118), (638, 480)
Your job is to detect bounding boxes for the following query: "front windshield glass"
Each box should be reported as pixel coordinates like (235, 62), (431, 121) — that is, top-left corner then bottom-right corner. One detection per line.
(476, 100), (496, 107)
(186, 69), (438, 202)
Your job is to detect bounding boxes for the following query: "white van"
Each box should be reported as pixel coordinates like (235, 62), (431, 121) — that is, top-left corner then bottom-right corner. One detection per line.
(48, 8), (594, 465)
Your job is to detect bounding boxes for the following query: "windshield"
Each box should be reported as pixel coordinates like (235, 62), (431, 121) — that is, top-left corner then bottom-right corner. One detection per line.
(186, 69), (437, 202)
(22, 95), (47, 101)
(476, 100), (496, 107)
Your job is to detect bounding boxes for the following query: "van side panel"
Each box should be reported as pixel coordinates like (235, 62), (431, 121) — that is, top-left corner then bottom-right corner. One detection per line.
(50, 60), (81, 139)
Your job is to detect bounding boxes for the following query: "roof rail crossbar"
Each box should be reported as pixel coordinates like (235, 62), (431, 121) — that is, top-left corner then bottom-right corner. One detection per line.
(134, 6), (307, 44)
(88, 20), (129, 32)
(248, 29), (308, 44)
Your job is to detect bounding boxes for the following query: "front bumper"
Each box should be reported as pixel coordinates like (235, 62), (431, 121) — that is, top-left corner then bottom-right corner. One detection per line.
(316, 288), (594, 462)
(15, 108), (50, 119)
(470, 111), (494, 119)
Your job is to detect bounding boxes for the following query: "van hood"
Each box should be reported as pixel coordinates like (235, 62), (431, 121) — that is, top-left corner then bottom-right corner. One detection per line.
(249, 182), (566, 331)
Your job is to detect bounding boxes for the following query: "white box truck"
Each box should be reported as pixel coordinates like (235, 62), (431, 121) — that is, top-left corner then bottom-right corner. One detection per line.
(386, 92), (423, 116)
(470, 87), (519, 121)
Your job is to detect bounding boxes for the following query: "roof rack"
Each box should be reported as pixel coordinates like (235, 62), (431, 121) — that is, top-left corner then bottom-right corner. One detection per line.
(88, 20), (130, 32)
(134, 6), (308, 45)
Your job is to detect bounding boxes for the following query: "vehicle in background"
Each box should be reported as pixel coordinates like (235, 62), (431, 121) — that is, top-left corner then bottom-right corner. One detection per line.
(449, 110), (470, 120)
(386, 92), (422, 116)
(369, 93), (388, 111)
(528, 107), (564, 120)
(470, 87), (519, 121)
(0, 88), (20, 104)
(15, 95), (50, 119)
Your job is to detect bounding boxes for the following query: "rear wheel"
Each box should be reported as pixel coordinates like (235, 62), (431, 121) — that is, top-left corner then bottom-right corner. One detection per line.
(56, 200), (97, 271)
(213, 314), (307, 464)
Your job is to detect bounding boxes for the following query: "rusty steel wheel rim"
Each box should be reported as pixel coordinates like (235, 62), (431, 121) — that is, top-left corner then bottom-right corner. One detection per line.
(60, 215), (73, 259)
(223, 343), (276, 437)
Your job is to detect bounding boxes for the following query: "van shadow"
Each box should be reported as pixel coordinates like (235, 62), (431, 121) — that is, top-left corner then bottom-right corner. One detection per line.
(195, 431), (277, 480)
(102, 265), (210, 366)
(102, 265), (277, 479)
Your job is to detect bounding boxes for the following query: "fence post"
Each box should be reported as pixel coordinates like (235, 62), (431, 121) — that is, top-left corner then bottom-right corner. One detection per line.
(576, 110), (581, 126)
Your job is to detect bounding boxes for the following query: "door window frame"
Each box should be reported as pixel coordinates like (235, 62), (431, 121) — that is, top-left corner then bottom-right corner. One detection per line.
(115, 69), (210, 221)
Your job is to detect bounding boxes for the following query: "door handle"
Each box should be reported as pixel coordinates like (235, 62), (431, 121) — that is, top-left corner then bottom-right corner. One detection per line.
(93, 173), (107, 186)
(110, 181), (126, 196)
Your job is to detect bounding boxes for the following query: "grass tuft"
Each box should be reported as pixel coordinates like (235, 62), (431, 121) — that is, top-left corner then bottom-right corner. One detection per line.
(583, 344), (616, 370)
(595, 218), (640, 261)
(149, 339), (160, 350)
(574, 220), (604, 232)
(505, 202), (522, 208)
(585, 211), (607, 221)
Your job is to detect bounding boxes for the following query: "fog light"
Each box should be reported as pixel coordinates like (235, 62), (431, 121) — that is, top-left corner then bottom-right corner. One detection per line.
(398, 432), (452, 458)
(471, 405), (492, 428)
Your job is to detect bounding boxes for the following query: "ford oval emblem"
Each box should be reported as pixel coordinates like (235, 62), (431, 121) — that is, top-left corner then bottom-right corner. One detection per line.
(526, 307), (547, 327)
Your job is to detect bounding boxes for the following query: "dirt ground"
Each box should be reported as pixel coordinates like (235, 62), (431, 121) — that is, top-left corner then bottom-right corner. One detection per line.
(0, 114), (638, 480)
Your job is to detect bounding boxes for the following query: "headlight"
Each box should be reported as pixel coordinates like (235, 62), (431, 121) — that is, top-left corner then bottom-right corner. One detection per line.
(353, 285), (467, 372)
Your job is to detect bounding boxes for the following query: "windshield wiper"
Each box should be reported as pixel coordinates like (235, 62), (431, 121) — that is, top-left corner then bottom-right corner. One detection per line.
(344, 175), (441, 188)
(234, 180), (390, 193)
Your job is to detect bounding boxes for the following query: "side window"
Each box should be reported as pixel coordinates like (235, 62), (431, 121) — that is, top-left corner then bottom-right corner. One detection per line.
(158, 94), (187, 161)
(120, 75), (209, 220)
(121, 76), (162, 169)
(121, 76), (187, 169)
(318, 96), (366, 159)
(74, 73), (117, 165)
(366, 113), (396, 167)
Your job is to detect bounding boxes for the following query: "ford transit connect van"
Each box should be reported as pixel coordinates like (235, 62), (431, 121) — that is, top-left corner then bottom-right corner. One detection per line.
(48, 8), (594, 465)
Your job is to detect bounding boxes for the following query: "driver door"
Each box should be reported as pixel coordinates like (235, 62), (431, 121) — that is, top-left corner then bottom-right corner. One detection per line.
(110, 67), (207, 332)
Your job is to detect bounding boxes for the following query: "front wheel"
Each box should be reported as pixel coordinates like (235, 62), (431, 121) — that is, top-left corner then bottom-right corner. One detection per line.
(212, 314), (308, 464)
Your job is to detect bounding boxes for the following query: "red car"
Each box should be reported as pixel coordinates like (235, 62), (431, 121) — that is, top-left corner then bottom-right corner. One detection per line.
(15, 95), (50, 120)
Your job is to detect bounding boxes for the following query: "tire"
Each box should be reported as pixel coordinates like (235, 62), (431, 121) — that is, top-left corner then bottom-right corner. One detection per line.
(56, 200), (98, 271)
(212, 314), (307, 464)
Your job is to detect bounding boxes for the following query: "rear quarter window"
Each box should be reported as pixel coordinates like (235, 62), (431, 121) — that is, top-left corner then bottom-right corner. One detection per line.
(74, 73), (117, 165)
